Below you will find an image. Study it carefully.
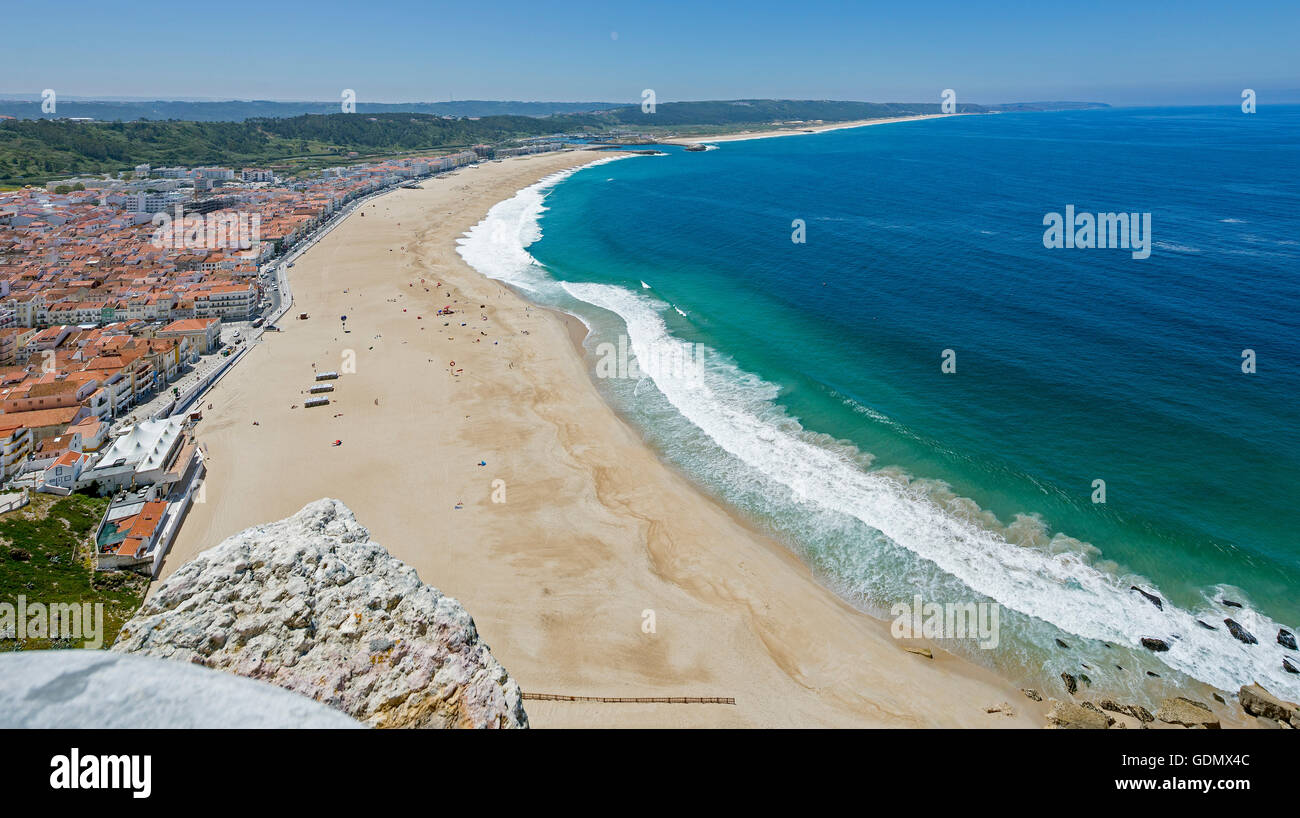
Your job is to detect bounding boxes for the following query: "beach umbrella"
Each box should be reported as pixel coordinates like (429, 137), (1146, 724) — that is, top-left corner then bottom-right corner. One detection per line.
(340, 315), (347, 321)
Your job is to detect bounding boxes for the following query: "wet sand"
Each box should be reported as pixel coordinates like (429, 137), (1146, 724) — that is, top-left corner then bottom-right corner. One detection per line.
(159, 148), (1048, 728)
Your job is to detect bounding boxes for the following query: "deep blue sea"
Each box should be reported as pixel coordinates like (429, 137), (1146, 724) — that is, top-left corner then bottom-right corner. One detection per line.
(459, 106), (1300, 703)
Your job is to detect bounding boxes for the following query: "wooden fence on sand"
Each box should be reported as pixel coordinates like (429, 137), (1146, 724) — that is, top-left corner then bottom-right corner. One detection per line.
(522, 693), (735, 705)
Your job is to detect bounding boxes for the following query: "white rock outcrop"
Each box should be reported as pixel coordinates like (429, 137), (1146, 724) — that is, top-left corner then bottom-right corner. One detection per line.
(0, 651), (364, 729)
(113, 499), (527, 728)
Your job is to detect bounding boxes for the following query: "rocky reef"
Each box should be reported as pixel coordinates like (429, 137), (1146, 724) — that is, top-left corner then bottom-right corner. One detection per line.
(1032, 681), (1300, 730)
(112, 499), (527, 729)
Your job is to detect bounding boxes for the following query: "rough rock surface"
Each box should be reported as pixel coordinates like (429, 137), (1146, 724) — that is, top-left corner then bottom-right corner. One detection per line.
(1224, 618), (1258, 645)
(1155, 697), (1219, 729)
(0, 651), (362, 729)
(113, 499), (527, 728)
(1238, 683), (1298, 723)
(1045, 699), (1111, 729)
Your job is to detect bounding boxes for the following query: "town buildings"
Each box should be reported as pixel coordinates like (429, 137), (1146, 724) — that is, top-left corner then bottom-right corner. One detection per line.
(0, 147), (497, 571)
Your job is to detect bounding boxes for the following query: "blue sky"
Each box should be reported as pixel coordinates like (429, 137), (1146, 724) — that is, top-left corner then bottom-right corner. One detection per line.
(1, 0), (1296, 105)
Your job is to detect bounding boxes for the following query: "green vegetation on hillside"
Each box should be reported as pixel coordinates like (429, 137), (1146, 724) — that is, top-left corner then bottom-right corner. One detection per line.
(0, 113), (587, 184)
(0, 493), (144, 651)
(0, 99), (1107, 185)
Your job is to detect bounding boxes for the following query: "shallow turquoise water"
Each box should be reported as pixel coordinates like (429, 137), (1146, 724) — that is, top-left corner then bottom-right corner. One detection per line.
(460, 106), (1300, 702)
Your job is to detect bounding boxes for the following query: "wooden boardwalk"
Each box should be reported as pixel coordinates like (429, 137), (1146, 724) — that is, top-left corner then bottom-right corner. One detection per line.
(522, 693), (735, 705)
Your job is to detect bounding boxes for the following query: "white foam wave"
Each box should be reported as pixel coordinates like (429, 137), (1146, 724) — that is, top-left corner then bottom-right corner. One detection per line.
(455, 159), (1300, 700)
(456, 155), (633, 293)
(556, 281), (1300, 700)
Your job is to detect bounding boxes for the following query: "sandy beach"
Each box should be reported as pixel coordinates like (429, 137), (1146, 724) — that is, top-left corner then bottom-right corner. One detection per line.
(661, 113), (963, 144)
(158, 147), (1051, 728)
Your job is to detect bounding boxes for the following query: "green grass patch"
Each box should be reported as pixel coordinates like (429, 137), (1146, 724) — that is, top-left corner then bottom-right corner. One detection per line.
(0, 493), (145, 651)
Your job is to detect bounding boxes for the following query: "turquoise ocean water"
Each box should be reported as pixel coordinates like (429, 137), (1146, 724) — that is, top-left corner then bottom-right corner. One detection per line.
(458, 106), (1300, 703)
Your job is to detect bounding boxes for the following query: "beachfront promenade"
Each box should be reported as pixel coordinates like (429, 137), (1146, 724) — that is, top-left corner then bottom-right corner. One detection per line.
(139, 165), (480, 571)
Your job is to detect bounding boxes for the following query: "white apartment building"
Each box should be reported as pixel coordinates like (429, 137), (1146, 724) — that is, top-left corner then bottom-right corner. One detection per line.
(123, 191), (188, 214)
(193, 283), (255, 320)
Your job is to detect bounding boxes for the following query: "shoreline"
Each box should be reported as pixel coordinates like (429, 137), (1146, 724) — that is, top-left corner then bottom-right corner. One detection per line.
(158, 148), (1051, 727)
(659, 113), (965, 145)
(153, 147), (1249, 728)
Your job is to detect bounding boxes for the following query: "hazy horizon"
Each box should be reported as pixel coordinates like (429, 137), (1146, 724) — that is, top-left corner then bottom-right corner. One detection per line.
(1, 0), (1295, 108)
(1, 94), (1298, 109)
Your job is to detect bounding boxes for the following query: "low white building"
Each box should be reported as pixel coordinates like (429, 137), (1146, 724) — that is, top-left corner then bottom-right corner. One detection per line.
(83, 416), (185, 491)
(41, 450), (92, 490)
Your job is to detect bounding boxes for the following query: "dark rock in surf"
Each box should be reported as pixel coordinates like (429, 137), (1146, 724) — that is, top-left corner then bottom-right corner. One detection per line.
(1061, 672), (1078, 695)
(1130, 586), (1163, 610)
(1196, 620), (1217, 630)
(1140, 637), (1170, 652)
(1055, 638), (1070, 649)
(1224, 619), (1258, 645)
(1278, 629), (1297, 651)
(1284, 658), (1299, 675)
(1222, 599), (1243, 608)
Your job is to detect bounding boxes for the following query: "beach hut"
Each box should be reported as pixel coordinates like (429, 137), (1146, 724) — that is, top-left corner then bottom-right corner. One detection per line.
(309, 384), (334, 394)
(315, 371), (339, 381)
(304, 397), (330, 408)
